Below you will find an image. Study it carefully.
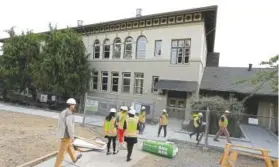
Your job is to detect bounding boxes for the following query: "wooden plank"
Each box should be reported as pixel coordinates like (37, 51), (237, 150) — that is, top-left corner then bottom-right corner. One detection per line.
(17, 151), (58, 167)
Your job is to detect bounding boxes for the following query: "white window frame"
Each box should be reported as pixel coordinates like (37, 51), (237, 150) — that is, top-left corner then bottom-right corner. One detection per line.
(93, 39), (100, 59)
(170, 39), (191, 64)
(151, 76), (159, 92)
(122, 72), (131, 93)
(92, 71), (99, 90)
(113, 38), (121, 59)
(111, 72), (119, 92)
(103, 39), (110, 59)
(136, 36), (147, 59)
(134, 73), (144, 95)
(154, 40), (162, 57)
(124, 37), (133, 59)
(101, 71), (108, 91)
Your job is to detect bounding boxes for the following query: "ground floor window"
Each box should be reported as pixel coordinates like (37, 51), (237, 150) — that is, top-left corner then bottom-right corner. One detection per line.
(101, 71), (108, 91)
(111, 72), (119, 92)
(134, 73), (144, 94)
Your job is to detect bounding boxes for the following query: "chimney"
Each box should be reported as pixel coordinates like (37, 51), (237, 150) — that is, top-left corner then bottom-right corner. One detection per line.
(248, 64), (252, 71)
(77, 20), (83, 27)
(136, 8), (142, 17)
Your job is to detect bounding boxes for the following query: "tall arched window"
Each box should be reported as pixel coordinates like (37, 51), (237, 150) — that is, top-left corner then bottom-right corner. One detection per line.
(113, 38), (121, 59)
(136, 36), (147, 59)
(103, 39), (110, 59)
(93, 39), (100, 59)
(124, 37), (133, 59)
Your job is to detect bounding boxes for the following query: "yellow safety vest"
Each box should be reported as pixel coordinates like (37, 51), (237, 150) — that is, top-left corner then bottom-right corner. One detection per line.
(104, 118), (117, 137)
(219, 115), (228, 128)
(124, 117), (138, 138)
(139, 111), (146, 123)
(160, 114), (168, 125)
(118, 112), (128, 129)
(193, 116), (200, 128)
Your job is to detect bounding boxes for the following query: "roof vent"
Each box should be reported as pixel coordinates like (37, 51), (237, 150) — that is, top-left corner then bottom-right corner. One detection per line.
(248, 64), (252, 71)
(136, 8), (142, 17)
(77, 20), (83, 27)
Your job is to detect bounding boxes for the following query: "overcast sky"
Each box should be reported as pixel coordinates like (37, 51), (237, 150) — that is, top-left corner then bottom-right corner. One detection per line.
(0, 0), (278, 67)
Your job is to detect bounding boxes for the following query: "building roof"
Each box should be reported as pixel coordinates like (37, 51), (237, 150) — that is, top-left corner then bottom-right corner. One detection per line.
(0, 5), (218, 52)
(155, 79), (198, 92)
(200, 67), (278, 96)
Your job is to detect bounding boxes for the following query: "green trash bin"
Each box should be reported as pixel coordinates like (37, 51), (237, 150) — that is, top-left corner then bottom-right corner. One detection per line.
(141, 140), (178, 158)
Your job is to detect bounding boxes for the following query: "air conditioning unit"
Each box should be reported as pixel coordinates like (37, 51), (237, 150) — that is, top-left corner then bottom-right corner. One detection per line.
(159, 89), (166, 95)
(185, 14), (192, 22)
(193, 13), (202, 21)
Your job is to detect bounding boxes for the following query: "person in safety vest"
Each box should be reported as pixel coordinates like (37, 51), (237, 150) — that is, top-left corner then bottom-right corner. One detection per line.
(118, 106), (128, 149)
(104, 108), (119, 155)
(158, 109), (168, 137)
(55, 98), (82, 167)
(116, 106), (125, 127)
(189, 112), (203, 141)
(138, 106), (146, 135)
(123, 109), (140, 162)
(214, 110), (232, 143)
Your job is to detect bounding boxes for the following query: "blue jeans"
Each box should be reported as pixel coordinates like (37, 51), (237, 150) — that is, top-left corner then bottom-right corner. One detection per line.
(139, 122), (145, 134)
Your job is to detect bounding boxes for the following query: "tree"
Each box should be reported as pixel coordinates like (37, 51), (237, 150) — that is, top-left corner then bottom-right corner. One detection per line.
(33, 24), (91, 97)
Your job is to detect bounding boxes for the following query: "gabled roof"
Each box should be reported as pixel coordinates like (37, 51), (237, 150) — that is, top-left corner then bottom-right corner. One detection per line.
(200, 67), (278, 96)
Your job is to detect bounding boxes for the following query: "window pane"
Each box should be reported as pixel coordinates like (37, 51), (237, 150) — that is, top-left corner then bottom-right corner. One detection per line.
(135, 79), (143, 87)
(171, 48), (177, 64)
(112, 85), (118, 92)
(178, 40), (185, 47)
(136, 36), (146, 59)
(112, 78), (118, 84)
(123, 86), (130, 93)
(123, 73), (131, 77)
(135, 87), (143, 94)
(185, 40), (191, 47)
(155, 40), (162, 56)
(123, 78), (130, 85)
(93, 83), (97, 89)
(102, 84), (107, 91)
(171, 40), (177, 47)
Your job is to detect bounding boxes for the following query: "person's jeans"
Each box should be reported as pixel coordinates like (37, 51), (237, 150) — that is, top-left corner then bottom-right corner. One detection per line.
(107, 137), (116, 153)
(158, 125), (167, 137)
(139, 122), (145, 134)
(126, 142), (134, 160)
(55, 138), (76, 167)
(190, 127), (201, 141)
(214, 127), (231, 143)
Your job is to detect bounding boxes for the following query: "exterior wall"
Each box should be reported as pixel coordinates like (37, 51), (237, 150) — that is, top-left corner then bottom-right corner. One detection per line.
(83, 22), (207, 118)
(257, 101), (278, 132)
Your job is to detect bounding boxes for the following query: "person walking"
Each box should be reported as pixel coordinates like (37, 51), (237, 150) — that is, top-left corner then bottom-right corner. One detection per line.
(138, 106), (146, 135)
(189, 112), (203, 141)
(54, 98), (82, 167)
(104, 108), (119, 155)
(118, 106), (128, 149)
(214, 110), (232, 143)
(158, 109), (168, 137)
(123, 109), (140, 162)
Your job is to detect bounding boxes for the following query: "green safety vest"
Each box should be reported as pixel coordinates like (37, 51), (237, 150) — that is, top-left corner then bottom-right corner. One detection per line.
(219, 115), (228, 128)
(193, 117), (200, 128)
(124, 117), (138, 138)
(104, 118), (117, 137)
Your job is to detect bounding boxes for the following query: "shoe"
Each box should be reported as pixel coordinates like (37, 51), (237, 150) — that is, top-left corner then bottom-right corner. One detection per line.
(214, 138), (219, 142)
(189, 134), (191, 139)
(106, 152), (111, 155)
(113, 150), (119, 155)
(127, 158), (132, 162)
(74, 153), (82, 163)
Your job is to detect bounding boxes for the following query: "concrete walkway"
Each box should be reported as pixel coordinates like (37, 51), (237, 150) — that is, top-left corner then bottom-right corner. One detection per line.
(0, 102), (278, 163)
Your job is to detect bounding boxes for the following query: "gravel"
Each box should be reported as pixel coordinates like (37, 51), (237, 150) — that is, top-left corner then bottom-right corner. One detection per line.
(133, 142), (265, 167)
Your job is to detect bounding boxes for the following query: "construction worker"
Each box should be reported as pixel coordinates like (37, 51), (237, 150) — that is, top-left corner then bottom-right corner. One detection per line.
(158, 109), (168, 137)
(54, 98), (82, 167)
(104, 108), (119, 155)
(116, 106), (124, 127)
(214, 110), (232, 143)
(189, 112), (203, 141)
(138, 106), (146, 135)
(123, 109), (140, 162)
(118, 106), (128, 149)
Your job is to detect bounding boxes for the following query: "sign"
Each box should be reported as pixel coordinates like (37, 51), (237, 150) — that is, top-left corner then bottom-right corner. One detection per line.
(40, 94), (48, 103)
(248, 118), (258, 125)
(85, 99), (98, 112)
(141, 140), (178, 158)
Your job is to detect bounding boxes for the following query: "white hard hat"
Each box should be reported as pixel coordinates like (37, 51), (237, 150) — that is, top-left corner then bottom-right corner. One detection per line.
(120, 106), (125, 110)
(198, 112), (203, 117)
(162, 109), (167, 113)
(225, 110), (230, 113)
(141, 106), (146, 110)
(128, 109), (136, 115)
(110, 108), (116, 113)
(123, 106), (128, 111)
(66, 98), (76, 105)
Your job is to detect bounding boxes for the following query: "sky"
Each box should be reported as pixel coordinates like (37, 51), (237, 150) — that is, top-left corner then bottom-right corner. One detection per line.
(0, 0), (278, 67)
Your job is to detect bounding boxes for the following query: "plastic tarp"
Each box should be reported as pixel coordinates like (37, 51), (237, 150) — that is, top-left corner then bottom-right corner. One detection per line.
(72, 137), (106, 151)
(141, 140), (178, 158)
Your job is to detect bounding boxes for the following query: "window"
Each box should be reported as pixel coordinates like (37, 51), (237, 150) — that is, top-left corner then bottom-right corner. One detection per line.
(154, 40), (162, 56)
(171, 39), (191, 64)
(122, 73), (131, 93)
(93, 39), (100, 59)
(113, 38), (121, 59)
(136, 36), (147, 59)
(111, 72), (119, 92)
(103, 39), (110, 59)
(101, 71), (108, 91)
(124, 37), (133, 59)
(134, 73), (144, 94)
(151, 76), (159, 92)
(92, 71), (99, 90)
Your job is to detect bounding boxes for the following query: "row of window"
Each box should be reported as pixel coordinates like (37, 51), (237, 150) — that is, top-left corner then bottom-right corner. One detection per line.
(90, 71), (160, 94)
(92, 37), (191, 64)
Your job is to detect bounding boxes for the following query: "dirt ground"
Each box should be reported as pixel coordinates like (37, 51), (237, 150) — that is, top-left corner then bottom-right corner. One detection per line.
(0, 111), (102, 167)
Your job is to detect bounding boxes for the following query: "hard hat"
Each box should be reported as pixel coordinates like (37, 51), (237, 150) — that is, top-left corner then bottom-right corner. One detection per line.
(225, 110), (230, 114)
(66, 98), (76, 105)
(123, 106), (128, 111)
(120, 106), (125, 110)
(198, 112), (203, 117)
(110, 108), (116, 113)
(141, 106), (146, 110)
(128, 109), (136, 115)
(162, 109), (167, 113)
